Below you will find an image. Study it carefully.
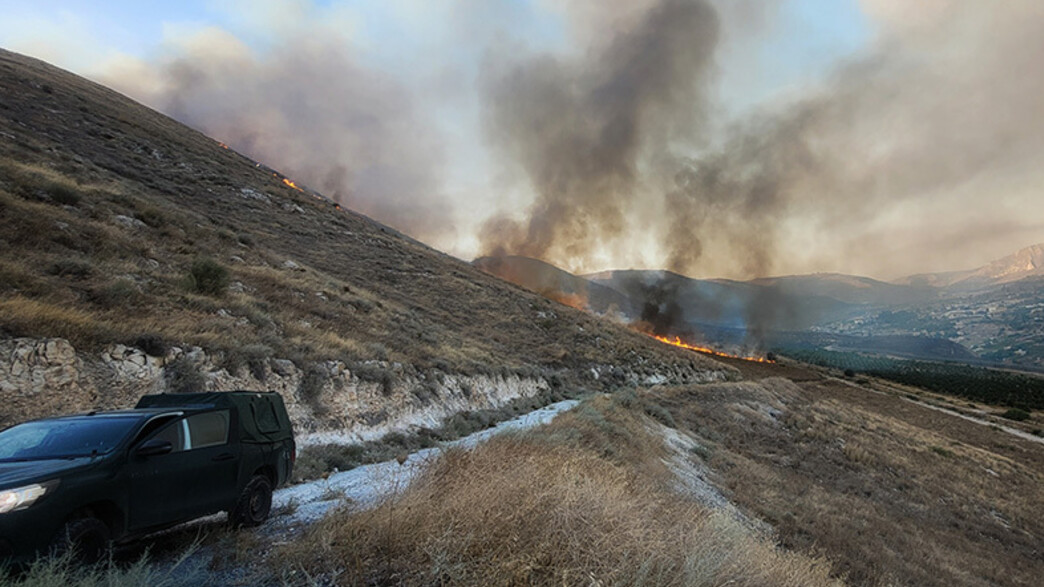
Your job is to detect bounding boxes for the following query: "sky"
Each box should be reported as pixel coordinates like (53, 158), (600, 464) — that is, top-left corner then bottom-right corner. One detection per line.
(2, 0), (1043, 281)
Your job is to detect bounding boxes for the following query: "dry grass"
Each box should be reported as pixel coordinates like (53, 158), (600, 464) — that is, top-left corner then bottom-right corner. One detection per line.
(653, 371), (1044, 587)
(275, 396), (840, 586)
(0, 46), (732, 401)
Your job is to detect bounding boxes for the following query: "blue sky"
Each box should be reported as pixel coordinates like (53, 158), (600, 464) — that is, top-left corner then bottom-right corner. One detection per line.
(0, 0), (870, 107)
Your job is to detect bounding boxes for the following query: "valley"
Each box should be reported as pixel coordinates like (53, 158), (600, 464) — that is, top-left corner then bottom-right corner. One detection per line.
(0, 45), (1042, 587)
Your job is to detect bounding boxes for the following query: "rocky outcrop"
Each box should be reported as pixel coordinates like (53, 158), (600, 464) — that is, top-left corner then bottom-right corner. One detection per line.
(0, 336), (730, 443)
(0, 337), (555, 443)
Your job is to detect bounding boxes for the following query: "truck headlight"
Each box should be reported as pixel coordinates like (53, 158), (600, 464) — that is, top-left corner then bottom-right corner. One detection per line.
(0, 480), (58, 514)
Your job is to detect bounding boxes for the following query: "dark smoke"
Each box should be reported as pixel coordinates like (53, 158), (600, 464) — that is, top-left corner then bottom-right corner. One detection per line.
(479, 0), (720, 264)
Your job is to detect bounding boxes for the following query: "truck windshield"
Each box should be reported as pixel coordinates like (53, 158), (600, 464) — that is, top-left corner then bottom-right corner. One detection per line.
(0, 417), (141, 461)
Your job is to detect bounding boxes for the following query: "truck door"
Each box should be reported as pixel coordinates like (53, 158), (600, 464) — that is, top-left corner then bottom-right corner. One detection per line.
(127, 410), (239, 530)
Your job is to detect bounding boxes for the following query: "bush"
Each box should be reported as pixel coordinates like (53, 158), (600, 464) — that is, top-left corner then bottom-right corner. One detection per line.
(47, 259), (93, 279)
(1001, 408), (1031, 422)
(353, 363), (394, 395)
(224, 343), (271, 381)
(133, 333), (168, 357)
(89, 279), (141, 309)
(298, 364), (328, 410)
(135, 206), (165, 228)
(46, 183), (80, 206)
(165, 357), (205, 394)
(187, 258), (229, 296)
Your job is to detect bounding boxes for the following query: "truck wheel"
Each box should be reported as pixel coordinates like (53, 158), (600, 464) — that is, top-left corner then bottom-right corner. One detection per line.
(51, 517), (110, 564)
(230, 475), (272, 528)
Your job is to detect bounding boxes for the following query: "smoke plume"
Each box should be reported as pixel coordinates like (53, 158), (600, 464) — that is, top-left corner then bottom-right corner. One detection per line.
(479, 0), (719, 267)
(102, 25), (451, 242)
(480, 0), (1044, 280)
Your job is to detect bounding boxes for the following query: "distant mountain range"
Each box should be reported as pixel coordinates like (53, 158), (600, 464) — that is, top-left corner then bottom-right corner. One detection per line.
(895, 243), (1044, 289)
(475, 244), (1044, 369)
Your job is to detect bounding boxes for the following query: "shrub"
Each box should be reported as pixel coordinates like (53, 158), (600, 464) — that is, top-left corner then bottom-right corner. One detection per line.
(224, 343), (272, 381)
(89, 279), (141, 309)
(187, 258), (229, 296)
(46, 183), (80, 206)
(165, 356), (205, 394)
(133, 333), (168, 357)
(353, 363), (394, 395)
(47, 259), (93, 279)
(135, 206), (165, 228)
(298, 364), (328, 410)
(1001, 408), (1031, 422)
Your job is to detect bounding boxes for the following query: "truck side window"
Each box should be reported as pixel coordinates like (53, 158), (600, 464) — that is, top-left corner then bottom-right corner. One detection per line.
(151, 418), (187, 452)
(186, 411), (229, 449)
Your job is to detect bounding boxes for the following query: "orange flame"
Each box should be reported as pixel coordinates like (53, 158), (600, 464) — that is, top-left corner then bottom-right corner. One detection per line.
(217, 142), (230, 150)
(651, 335), (774, 363)
(281, 177), (303, 192)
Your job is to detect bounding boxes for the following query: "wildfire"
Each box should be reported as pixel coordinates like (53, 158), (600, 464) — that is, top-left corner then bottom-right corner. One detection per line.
(281, 177), (303, 192)
(651, 335), (774, 363)
(217, 142), (230, 150)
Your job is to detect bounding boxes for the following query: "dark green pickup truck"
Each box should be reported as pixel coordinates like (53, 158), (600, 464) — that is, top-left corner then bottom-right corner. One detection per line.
(0, 391), (295, 563)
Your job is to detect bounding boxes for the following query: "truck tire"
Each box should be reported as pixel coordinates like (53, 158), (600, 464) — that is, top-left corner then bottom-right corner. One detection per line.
(230, 475), (272, 528)
(50, 517), (110, 564)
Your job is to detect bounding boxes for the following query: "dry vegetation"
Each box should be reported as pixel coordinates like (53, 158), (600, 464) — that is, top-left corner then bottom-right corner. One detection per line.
(0, 48), (729, 405)
(652, 360), (1044, 587)
(275, 394), (840, 586)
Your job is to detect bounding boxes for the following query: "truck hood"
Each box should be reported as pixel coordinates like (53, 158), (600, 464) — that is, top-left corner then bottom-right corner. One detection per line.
(0, 457), (95, 488)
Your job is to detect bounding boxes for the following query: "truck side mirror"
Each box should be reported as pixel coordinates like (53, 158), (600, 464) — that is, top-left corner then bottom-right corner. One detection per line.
(136, 439), (173, 457)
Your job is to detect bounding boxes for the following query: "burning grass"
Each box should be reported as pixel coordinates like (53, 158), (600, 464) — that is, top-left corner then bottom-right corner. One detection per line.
(651, 334), (774, 363)
(274, 395), (840, 586)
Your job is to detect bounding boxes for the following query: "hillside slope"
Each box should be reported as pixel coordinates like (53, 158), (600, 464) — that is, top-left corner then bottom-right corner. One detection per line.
(0, 48), (730, 430)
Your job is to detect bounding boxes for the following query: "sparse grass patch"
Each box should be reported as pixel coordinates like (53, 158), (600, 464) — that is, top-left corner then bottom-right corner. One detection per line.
(1, 545), (207, 587)
(0, 296), (116, 347)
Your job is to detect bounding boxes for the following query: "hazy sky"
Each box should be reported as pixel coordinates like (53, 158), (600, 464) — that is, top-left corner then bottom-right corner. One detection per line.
(2, 0), (1042, 280)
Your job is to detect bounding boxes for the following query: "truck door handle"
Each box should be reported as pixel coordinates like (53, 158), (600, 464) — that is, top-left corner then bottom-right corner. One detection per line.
(212, 453), (235, 462)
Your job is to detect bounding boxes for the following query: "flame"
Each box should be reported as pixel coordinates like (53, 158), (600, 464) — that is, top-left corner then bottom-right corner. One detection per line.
(281, 177), (303, 192)
(651, 335), (774, 363)
(217, 142), (230, 150)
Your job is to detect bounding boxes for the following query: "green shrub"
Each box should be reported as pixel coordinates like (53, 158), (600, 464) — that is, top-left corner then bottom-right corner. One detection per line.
(187, 258), (229, 296)
(46, 183), (80, 206)
(1001, 408), (1031, 422)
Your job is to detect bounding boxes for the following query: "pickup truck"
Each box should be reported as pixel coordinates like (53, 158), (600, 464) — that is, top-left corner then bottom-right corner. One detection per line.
(0, 391), (295, 563)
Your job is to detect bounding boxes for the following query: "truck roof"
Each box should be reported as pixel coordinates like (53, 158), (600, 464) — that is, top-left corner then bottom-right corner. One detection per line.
(135, 391), (293, 444)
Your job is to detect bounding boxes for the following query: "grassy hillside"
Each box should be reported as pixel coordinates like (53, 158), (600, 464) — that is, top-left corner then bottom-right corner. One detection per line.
(275, 393), (840, 586)
(0, 48), (727, 397)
